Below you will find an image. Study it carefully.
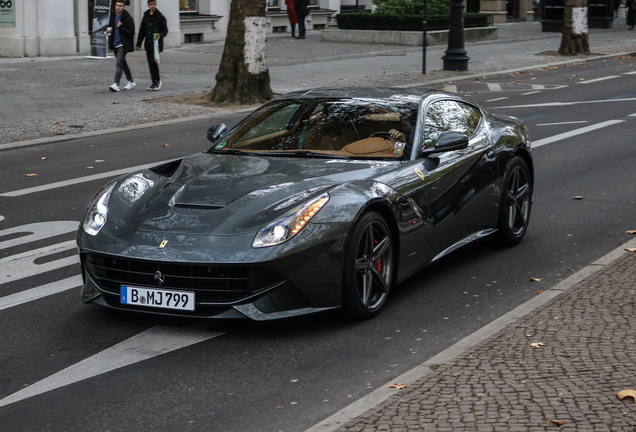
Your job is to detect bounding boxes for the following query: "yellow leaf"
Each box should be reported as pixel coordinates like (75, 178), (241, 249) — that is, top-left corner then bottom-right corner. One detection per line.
(537, 291), (544, 295)
(162, 144), (171, 147)
(95, 160), (104, 163)
(53, 121), (59, 125)
(626, 248), (636, 252)
(626, 230), (636, 235)
(530, 277), (541, 282)
(25, 173), (37, 177)
(387, 383), (407, 389)
(550, 419), (564, 425)
(617, 389), (636, 401)
(41, 157), (48, 160)
(530, 342), (545, 348)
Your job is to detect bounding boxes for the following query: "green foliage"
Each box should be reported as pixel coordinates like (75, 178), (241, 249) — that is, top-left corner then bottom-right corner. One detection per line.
(372, 0), (451, 17)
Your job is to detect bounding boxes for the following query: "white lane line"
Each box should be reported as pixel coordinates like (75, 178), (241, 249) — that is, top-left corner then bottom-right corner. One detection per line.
(536, 120), (589, 126)
(531, 84), (546, 90)
(0, 275), (82, 311)
(0, 221), (78, 251)
(624, 71), (636, 75)
(0, 159), (177, 197)
(485, 97), (508, 102)
(629, 113), (636, 116)
(444, 84), (458, 93)
(0, 240), (78, 284)
(495, 97), (636, 109)
(487, 83), (503, 92)
(0, 216), (4, 223)
(0, 322), (224, 408)
(532, 120), (624, 148)
(521, 91), (541, 96)
(577, 75), (621, 84)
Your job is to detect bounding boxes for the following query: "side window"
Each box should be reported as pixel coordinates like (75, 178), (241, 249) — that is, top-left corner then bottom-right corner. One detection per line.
(236, 104), (300, 143)
(422, 100), (482, 147)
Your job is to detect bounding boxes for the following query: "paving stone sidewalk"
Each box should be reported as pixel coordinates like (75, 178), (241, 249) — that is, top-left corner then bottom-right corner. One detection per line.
(336, 251), (636, 431)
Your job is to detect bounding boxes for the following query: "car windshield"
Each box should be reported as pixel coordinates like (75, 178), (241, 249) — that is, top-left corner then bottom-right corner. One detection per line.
(208, 98), (418, 159)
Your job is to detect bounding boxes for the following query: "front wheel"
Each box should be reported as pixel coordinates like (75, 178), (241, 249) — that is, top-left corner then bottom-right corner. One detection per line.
(342, 211), (394, 319)
(496, 156), (532, 246)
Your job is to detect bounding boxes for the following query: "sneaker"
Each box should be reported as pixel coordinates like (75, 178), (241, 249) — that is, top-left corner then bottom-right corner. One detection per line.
(147, 83), (156, 91)
(109, 83), (120, 92)
(124, 81), (136, 90)
(154, 81), (162, 91)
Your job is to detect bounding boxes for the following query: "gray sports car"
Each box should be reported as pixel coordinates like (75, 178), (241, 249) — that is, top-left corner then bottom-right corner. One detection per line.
(77, 88), (533, 321)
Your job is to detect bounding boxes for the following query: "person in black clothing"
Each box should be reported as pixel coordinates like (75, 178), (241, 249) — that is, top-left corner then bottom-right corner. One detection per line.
(294, 0), (309, 39)
(136, 0), (169, 91)
(628, 0), (636, 29)
(107, 0), (135, 92)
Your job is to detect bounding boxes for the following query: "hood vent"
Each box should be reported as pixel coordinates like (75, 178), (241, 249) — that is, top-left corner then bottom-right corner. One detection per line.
(173, 203), (225, 210)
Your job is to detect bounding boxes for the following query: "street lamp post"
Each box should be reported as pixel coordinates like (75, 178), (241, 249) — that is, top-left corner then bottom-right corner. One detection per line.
(422, 0), (427, 74)
(442, 0), (469, 71)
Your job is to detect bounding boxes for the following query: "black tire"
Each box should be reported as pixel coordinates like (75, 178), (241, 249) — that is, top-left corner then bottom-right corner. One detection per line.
(342, 211), (394, 319)
(496, 156), (532, 246)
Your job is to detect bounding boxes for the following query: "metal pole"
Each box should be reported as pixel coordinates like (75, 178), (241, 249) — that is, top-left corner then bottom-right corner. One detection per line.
(422, 0), (427, 74)
(442, 0), (469, 71)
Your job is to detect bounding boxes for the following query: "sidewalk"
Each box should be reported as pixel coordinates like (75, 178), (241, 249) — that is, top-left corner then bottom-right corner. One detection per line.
(313, 239), (636, 432)
(1, 22), (636, 145)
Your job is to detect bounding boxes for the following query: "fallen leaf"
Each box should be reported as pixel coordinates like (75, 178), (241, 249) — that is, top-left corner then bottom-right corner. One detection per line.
(25, 173), (37, 177)
(206, 85), (212, 88)
(617, 389), (636, 401)
(626, 230), (636, 235)
(41, 157), (48, 160)
(387, 383), (407, 389)
(176, 68), (181, 70)
(86, 166), (94, 169)
(277, 406), (284, 409)
(530, 342), (545, 348)
(626, 248), (636, 252)
(75, 74), (80, 77)
(53, 121), (59, 125)
(113, 101), (120, 104)
(530, 277), (542, 282)
(95, 160), (104, 163)
(550, 419), (564, 426)
(162, 144), (171, 147)
(572, 196), (583, 200)
(537, 291), (544, 295)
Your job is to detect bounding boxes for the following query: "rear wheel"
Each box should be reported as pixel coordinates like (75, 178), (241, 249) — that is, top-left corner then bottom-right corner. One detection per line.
(342, 211), (394, 319)
(496, 156), (532, 246)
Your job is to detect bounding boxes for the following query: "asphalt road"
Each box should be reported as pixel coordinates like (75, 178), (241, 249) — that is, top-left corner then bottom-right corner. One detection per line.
(1, 56), (636, 432)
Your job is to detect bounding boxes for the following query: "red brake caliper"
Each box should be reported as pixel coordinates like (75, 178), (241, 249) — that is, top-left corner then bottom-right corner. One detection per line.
(373, 238), (382, 271)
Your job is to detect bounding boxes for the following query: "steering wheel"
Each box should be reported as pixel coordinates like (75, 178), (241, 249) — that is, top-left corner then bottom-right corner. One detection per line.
(370, 131), (394, 140)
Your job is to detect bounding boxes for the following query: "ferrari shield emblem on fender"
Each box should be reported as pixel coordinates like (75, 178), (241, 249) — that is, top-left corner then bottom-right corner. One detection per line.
(414, 168), (425, 180)
(159, 240), (168, 248)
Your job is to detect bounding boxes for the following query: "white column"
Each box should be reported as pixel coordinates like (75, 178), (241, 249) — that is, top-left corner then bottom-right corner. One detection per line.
(74, 0), (91, 55)
(38, 0), (79, 55)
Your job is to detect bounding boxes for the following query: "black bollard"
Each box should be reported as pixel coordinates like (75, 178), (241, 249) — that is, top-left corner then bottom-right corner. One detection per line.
(442, 0), (469, 71)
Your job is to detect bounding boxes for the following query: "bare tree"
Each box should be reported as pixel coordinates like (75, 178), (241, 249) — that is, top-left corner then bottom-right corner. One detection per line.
(210, 0), (273, 104)
(559, 0), (590, 55)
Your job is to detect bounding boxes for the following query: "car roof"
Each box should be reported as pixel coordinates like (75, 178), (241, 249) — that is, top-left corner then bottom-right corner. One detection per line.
(276, 87), (439, 103)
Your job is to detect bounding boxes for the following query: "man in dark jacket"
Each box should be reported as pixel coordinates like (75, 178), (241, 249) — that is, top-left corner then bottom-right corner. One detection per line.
(107, 0), (136, 92)
(294, 0), (310, 39)
(136, 0), (169, 91)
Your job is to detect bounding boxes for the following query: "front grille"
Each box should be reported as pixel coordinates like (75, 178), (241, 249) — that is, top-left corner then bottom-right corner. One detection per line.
(83, 253), (285, 304)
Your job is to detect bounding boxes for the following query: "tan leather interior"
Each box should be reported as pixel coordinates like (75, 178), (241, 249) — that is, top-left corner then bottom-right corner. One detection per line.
(343, 138), (393, 154)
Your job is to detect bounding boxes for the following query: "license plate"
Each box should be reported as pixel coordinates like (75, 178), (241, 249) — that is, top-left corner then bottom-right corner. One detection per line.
(120, 285), (195, 311)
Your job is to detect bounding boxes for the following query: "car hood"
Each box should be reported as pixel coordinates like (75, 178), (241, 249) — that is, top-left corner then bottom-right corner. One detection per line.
(107, 152), (401, 235)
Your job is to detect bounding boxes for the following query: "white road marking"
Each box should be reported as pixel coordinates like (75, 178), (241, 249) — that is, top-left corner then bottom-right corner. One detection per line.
(532, 120), (624, 148)
(0, 322), (224, 408)
(444, 85), (458, 93)
(485, 97), (509, 102)
(531, 84), (546, 90)
(0, 159), (176, 197)
(576, 75), (621, 84)
(536, 120), (589, 126)
(0, 221), (78, 250)
(0, 240), (78, 284)
(0, 216), (4, 223)
(0, 275), (82, 311)
(487, 83), (503, 92)
(521, 91), (541, 96)
(624, 71), (636, 75)
(495, 97), (636, 109)
(629, 113), (636, 116)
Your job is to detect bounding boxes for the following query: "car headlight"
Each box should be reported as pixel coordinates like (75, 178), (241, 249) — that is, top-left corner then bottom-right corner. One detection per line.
(82, 183), (116, 236)
(252, 193), (330, 248)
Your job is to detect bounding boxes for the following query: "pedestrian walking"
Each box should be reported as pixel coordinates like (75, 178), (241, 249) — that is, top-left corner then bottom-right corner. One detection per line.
(136, 0), (169, 91)
(107, 0), (136, 92)
(627, 0), (636, 29)
(286, 0), (298, 38)
(294, 0), (309, 39)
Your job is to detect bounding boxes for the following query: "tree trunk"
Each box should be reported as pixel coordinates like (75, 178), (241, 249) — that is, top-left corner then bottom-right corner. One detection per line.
(559, 0), (590, 55)
(210, 0), (273, 104)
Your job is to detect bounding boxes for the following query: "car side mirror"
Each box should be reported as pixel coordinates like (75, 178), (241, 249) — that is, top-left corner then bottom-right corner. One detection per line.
(207, 124), (227, 143)
(421, 131), (469, 157)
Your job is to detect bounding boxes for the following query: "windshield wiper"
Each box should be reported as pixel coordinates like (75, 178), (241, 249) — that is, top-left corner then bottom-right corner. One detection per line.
(264, 151), (349, 159)
(208, 149), (255, 155)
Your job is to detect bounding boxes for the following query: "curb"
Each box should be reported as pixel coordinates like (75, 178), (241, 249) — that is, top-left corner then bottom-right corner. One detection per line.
(305, 236), (636, 432)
